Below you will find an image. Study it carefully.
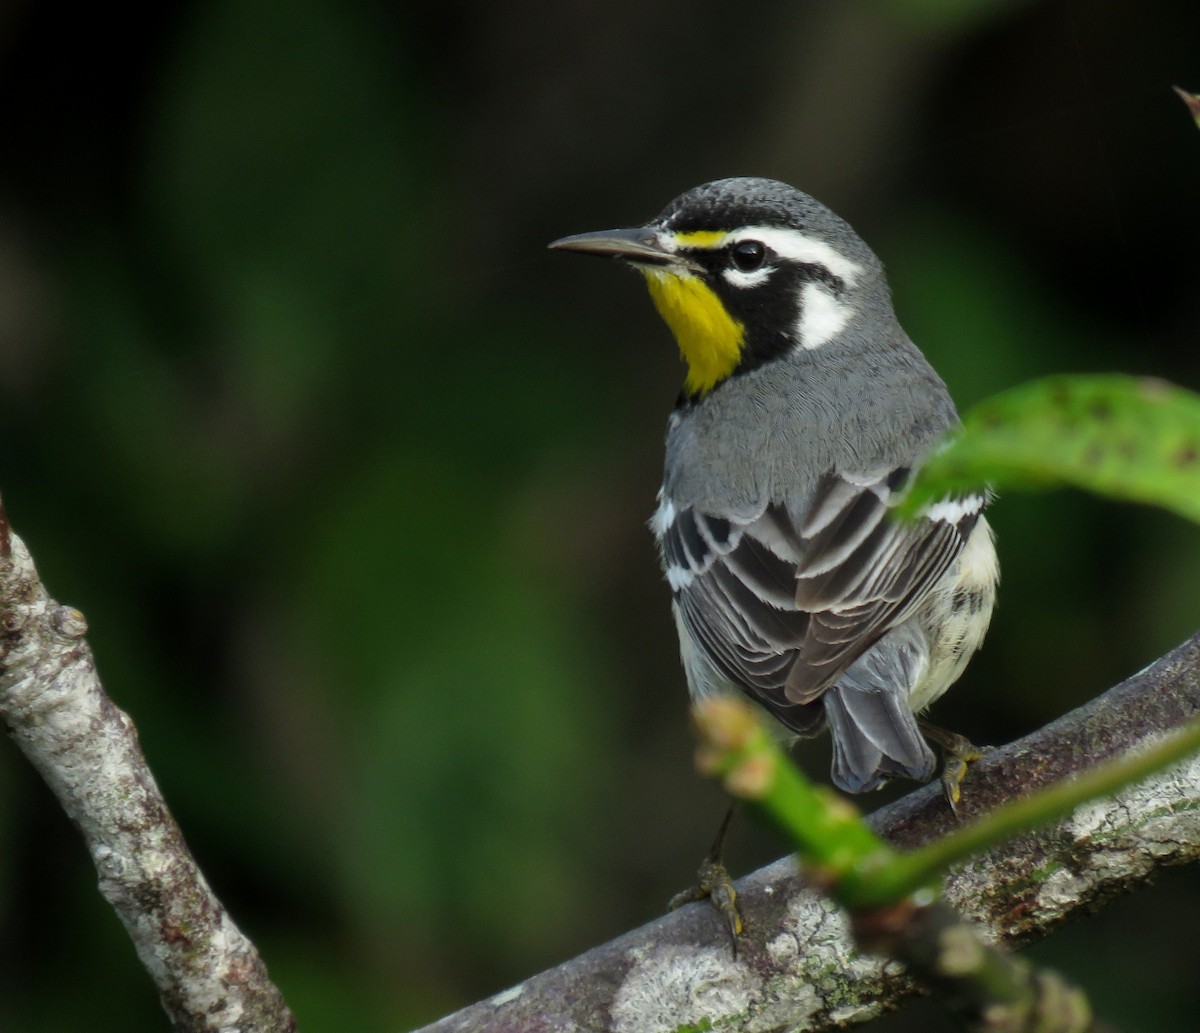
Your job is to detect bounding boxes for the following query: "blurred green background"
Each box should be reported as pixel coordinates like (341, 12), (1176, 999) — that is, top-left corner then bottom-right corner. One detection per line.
(1, 1), (1199, 1030)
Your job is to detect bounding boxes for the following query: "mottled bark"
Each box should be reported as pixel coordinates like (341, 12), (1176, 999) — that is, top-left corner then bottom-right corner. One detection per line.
(419, 634), (1200, 1033)
(0, 503), (294, 1033)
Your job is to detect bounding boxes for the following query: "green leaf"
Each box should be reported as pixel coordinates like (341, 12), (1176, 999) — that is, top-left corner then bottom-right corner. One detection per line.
(901, 374), (1200, 524)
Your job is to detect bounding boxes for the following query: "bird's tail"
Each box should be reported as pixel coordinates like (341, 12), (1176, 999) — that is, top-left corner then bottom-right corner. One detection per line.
(823, 628), (935, 793)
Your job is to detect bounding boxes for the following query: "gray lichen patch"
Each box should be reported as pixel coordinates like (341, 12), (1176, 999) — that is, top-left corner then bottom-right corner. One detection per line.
(612, 944), (759, 1033)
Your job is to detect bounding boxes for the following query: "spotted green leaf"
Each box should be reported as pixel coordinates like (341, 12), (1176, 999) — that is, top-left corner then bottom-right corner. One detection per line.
(901, 375), (1200, 524)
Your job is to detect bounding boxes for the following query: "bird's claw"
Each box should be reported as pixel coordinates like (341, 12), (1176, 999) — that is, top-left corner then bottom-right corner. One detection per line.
(669, 855), (743, 948)
(920, 720), (991, 814)
(669, 807), (744, 950)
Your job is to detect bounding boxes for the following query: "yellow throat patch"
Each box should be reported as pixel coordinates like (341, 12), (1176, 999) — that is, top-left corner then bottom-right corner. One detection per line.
(641, 268), (745, 397)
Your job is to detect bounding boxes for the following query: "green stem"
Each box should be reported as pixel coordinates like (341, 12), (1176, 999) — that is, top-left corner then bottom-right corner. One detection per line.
(693, 698), (924, 905)
(695, 697), (1200, 911)
(848, 716), (1200, 907)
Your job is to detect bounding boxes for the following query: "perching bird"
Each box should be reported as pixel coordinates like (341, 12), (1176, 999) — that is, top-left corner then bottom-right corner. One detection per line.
(550, 177), (998, 802)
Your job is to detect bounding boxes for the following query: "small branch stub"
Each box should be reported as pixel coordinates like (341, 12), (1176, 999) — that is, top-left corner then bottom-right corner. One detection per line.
(870, 901), (1108, 1033)
(1174, 85), (1200, 129)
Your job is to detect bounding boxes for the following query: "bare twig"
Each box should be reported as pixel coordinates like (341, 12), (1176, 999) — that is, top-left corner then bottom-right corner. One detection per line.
(0, 498), (295, 1033)
(417, 631), (1200, 1033)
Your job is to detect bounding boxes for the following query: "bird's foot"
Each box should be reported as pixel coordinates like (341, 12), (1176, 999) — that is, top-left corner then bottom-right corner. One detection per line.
(668, 856), (743, 942)
(668, 808), (743, 949)
(919, 720), (991, 814)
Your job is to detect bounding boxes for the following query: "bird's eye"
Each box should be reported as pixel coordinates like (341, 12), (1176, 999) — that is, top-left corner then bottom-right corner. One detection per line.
(730, 240), (767, 272)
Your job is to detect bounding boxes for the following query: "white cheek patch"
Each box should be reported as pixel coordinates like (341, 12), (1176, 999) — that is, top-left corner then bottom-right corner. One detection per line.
(796, 281), (852, 349)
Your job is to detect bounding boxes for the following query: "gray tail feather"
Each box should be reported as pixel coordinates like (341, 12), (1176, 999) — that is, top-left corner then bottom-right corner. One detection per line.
(823, 630), (936, 793)
(825, 683), (935, 792)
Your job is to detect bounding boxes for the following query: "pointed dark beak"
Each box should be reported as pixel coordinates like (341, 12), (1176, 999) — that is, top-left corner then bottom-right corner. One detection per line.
(548, 226), (684, 268)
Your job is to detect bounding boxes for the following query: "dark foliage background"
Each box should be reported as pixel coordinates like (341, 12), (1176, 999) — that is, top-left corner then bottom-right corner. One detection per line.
(1, 1), (1199, 1030)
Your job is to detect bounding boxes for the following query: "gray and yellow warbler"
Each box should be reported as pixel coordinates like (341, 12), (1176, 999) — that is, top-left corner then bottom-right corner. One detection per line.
(552, 177), (998, 801)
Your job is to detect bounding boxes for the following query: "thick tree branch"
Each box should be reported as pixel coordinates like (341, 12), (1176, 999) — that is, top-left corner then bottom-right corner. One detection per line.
(0, 501), (294, 1033)
(419, 633), (1200, 1033)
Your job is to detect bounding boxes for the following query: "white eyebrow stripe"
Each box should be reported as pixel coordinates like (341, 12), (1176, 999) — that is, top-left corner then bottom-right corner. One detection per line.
(725, 226), (863, 284)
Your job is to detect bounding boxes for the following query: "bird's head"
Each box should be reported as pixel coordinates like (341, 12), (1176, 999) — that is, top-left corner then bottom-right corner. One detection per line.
(551, 177), (886, 399)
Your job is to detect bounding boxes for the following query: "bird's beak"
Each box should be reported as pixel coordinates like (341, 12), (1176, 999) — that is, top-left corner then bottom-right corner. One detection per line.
(549, 226), (689, 269)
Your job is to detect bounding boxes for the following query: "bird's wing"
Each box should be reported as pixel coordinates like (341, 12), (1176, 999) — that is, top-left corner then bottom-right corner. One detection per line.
(659, 469), (985, 733)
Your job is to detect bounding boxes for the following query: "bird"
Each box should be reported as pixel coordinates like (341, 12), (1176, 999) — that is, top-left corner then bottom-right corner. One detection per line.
(550, 178), (998, 922)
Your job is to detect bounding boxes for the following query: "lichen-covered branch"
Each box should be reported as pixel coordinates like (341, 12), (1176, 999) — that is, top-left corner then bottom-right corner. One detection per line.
(418, 631), (1200, 1033)
(0, 499), (294, 1033)
(688, 693), (1200, 1031)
